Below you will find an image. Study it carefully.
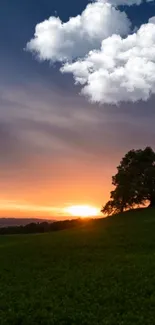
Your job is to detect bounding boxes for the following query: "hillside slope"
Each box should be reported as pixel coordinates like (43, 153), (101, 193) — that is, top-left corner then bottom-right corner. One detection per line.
(0, 208), (155, 325)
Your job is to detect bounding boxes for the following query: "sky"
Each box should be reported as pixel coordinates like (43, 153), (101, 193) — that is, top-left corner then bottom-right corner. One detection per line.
(1, 0), (155, 218)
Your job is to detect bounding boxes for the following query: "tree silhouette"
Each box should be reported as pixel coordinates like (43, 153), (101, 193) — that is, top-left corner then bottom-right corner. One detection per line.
(102, 147), (155, 216)
(0, 219), (84, 235)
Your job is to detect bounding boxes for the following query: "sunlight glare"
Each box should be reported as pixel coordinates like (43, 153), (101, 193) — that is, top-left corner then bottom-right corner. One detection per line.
(65, 205), (99, 218)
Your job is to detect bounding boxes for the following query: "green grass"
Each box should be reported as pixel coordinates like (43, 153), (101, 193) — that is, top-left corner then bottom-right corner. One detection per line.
(1, 208), (155, 325)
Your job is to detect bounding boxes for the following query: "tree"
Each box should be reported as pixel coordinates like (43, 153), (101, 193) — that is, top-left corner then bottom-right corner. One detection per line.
(101, 147), (155, 216)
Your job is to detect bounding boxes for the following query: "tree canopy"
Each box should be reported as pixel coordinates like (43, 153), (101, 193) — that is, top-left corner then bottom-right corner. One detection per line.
(101, 147), (155, 216)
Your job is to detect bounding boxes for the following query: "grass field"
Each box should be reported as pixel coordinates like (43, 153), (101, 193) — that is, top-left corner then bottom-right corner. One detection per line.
(1, 208), (155, 325)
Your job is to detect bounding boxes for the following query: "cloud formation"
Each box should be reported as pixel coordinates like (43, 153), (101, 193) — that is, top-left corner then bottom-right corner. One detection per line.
(27, 1), (130, 62)
(27, 0), (155, 104)
(62, 18), (155, 104)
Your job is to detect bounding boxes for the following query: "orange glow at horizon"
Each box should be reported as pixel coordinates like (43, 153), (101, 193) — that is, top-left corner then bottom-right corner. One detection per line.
(65, 205), (99, 218)
(0, 201), (102, 219)
(0, 151), (115, 219)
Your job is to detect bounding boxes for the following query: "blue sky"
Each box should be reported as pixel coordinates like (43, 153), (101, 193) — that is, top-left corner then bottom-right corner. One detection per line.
(0, 0), (155, 217)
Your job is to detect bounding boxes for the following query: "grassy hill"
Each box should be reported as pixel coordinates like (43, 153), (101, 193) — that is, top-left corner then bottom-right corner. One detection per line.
(0, 208), (155, 325)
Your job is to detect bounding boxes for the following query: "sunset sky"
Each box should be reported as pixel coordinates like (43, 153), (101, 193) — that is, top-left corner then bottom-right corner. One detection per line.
(1, 0), (155, 218)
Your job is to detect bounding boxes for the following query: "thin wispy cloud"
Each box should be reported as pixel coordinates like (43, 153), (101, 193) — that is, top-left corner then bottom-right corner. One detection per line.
(100, 0), (153, 5)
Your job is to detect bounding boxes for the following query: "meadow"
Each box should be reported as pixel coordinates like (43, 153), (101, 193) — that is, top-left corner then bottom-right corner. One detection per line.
(1, 208), (155, 325)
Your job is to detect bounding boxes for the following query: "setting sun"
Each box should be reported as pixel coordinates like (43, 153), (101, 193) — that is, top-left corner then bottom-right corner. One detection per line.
(65, 205), (99, 218)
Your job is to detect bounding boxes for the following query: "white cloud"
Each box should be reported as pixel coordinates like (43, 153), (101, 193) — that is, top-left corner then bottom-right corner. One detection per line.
(27, 1), (130, 62)
(149, 16), (155, 23)
(27, 0), (155, 105)
(100, 0), (153, 5)
(61, 18), (155, 104)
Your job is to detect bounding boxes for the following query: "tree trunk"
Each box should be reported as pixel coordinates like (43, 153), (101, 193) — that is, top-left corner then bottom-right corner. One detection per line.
(120, 205), (124, 213)
(149, 196), (155, 208)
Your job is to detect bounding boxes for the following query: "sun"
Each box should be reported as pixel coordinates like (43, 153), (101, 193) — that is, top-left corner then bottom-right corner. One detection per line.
(65, 205), (99, 218)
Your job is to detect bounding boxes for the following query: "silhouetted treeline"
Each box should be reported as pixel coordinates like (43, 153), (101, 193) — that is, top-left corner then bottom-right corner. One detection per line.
(0, 219), (86, 235)
(0, 218), (54, 228)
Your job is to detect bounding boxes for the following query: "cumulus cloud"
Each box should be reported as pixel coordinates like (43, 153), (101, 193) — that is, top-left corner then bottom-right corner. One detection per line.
(27, 1), (130, 62)
(62, 18), (155, 104)
(27, 0), (155, 104)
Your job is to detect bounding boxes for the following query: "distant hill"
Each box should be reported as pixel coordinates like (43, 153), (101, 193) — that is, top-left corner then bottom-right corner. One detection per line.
(0, 218), (55, 228)
(0, 218), (86, 235)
